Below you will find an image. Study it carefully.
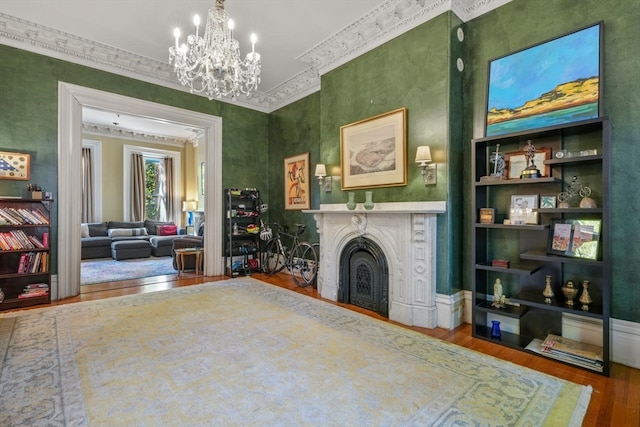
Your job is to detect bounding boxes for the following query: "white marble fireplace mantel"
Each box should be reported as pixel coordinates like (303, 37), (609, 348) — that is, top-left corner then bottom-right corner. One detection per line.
(304, 201), (446, 328)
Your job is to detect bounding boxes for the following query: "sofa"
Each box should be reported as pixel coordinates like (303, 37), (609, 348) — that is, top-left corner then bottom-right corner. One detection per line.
(81, 220), (185, 260)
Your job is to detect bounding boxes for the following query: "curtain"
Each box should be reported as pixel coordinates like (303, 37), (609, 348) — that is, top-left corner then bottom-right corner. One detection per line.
(131, 153), (145, 221)
(163, 156), (176, 223)
(81, 147), (94, 222)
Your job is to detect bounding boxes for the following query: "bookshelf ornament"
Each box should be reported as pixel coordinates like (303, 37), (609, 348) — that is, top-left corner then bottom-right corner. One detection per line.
(580, 280), (592, 311)
(491, 278), (505, 308)
(480, 144), (506, 182)
(542, 275), (555, 304)
(520, 140), (541, 179)
(562, 279), (578, 306)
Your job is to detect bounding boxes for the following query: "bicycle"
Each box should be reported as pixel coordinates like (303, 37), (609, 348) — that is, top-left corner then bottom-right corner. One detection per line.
(260, 222), (318, 287)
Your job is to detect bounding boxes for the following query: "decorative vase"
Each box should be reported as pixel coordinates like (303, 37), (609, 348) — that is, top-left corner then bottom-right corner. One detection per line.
(579, 280), (592, 311)
(562, 279), (578, 306)
(542, 275), (554, 304)
(364, 191), (374, 210)
(346, 192), (356, 210)
(490, 320), (501, 339)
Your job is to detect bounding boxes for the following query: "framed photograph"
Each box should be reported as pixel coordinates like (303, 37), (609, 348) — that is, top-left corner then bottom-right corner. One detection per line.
(0, 151), (30, 180)
(548, 219), (601, 260)
(510, 194), (539, 224)
(505, 147), (551, 179)
(540, 195), (557, 209)
(485, 22), (602, 137)
(284, 152), (310, 210)
(340, 108), (407, 190)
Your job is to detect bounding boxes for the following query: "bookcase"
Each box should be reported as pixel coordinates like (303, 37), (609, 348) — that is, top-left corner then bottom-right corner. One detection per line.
(224, 188), (261, 277)
(471, 117), (610, 375)
(0, 198), (52, 310)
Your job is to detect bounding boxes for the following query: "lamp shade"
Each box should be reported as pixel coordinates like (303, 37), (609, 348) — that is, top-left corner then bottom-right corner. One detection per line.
(415, 146), (432, 164)
(315, 164), (327, 177)
(182, 200), (198, 212)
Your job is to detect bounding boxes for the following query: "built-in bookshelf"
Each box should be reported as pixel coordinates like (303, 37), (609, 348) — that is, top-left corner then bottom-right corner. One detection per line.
(0, 198), (52, 310)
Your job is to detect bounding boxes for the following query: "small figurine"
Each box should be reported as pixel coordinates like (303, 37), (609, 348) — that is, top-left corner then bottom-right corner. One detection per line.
(491, 278), (504, 308)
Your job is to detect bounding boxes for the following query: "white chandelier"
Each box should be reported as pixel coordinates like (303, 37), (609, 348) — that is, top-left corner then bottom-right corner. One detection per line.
(169, 0), (261, 99)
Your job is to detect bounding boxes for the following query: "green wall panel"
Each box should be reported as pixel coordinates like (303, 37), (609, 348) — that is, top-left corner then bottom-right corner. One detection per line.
(318, 12), (457, 294)
(463, 0), (640, 322)
(268, 93), (321, 245)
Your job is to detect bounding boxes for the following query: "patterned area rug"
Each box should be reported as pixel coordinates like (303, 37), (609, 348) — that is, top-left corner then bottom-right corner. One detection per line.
(81, 256), (176, 285)
(0, 278), (591, 426)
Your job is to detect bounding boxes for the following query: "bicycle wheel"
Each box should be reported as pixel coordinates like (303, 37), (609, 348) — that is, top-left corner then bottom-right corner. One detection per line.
(289, 241), (318, 287)
(262, 239), (286, 274)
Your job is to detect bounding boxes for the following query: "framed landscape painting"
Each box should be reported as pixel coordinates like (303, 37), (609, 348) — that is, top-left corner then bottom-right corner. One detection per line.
(485, 22), (602, 137)
(340, 108), (407, 190)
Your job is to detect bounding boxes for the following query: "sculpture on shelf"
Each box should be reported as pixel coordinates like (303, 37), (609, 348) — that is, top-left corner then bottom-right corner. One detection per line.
(520, 140), (541, 179)
(491, 278), (504, 308)
(542, 275), (555, 304)
(580, 280), (593, 311)
(562, 279), (579, 306)
(557, 175), (592, 208)
(480, 143), (506, 182)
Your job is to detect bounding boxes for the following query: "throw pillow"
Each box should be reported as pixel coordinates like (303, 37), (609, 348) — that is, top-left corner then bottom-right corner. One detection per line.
(81, 223), (90, 238)
(158, 225), (178, 236)
(108, 227), (149, 238)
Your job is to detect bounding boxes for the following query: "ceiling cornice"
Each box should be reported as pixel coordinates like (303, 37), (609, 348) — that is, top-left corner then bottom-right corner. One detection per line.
(82, 122), (200, 147)
(0, 0), (508, 113)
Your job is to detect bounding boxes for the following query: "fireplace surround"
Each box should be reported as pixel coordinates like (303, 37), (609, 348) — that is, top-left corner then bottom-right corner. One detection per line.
(307, 201), (446, 328)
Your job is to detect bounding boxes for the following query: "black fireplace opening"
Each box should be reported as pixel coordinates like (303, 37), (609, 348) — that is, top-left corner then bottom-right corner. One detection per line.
(338, 237), (389, 317)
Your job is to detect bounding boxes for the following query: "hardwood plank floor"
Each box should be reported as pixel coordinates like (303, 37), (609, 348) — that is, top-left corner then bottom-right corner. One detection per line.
(10, 271), (640, 426)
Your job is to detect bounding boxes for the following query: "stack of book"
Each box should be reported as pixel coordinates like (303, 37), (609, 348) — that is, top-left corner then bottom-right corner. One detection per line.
(18, 283), (49, 299)
(525, 334), (604, 372)
(0, 230), (45, 250)
(0, 207), (49, 225)
(17, 252), (48, 273)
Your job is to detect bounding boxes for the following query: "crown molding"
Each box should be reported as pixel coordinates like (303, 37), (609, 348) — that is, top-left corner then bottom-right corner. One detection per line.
(0, 0), (508, 113)
(82, 122), (199, 147)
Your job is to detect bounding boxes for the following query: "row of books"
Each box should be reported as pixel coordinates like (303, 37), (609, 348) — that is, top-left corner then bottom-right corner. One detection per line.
(17, 283), (49, 299)
(0, 230), (47, 250)
(18, 252), (48, 274)
(525, 334), (604, 372)
(0, 207), (49, 225)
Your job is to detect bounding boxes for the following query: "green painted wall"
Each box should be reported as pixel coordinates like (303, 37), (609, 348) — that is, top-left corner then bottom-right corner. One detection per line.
(316, 12), (462, 294)
(463, 0), (640, 322)
(267, 92), (321, 244)
(0, 44), (269, 274)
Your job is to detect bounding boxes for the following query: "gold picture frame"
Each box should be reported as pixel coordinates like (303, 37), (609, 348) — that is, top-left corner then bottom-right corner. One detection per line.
(0, 151), (30, 180)
(340, 108), (407, 190)
(284, 152), (310, 210)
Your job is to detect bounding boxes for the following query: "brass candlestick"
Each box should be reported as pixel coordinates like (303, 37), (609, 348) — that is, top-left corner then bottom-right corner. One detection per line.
(562, 279), (578, 306)
(579, 280), (593, 311)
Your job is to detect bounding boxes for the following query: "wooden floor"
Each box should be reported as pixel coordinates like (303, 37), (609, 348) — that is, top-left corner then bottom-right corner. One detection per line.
(16, 271), (640, 426)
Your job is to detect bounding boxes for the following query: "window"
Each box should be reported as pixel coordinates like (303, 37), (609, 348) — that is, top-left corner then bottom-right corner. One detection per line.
(123, 145), (181, 222)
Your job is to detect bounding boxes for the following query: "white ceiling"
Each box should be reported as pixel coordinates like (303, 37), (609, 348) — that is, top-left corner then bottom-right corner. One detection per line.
(0, 0), (509, 140)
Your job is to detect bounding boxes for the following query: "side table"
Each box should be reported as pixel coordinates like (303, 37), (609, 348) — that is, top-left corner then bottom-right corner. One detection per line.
(174, 247), (204, 275)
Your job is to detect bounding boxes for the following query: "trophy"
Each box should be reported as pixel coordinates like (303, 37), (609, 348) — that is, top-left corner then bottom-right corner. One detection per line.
(480, 144), (507, 182)
(520, 140), (541, 179)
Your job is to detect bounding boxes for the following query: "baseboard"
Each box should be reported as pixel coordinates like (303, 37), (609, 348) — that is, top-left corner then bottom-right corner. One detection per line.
(461, 290), (640, 369)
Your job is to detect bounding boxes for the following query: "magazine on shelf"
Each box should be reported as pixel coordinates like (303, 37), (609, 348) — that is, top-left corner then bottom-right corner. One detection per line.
(525, 336), (604, 372)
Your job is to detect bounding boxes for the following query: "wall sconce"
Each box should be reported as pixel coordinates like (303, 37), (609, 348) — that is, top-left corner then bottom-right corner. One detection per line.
(315, 164), (332, 192)
(182, 200), (198, 225)
(415, 146), (436, 185)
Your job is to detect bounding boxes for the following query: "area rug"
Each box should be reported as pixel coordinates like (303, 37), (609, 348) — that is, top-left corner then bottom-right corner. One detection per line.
(81, 256), (176, 285)
(0, 278), (591, 426)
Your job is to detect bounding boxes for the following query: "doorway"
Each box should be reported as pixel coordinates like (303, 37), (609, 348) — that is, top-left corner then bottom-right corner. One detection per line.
(58, 83), (223, 301)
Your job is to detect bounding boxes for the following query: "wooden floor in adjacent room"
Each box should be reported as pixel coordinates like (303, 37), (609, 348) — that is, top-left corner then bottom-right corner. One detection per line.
(20, 272), (640, 426)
